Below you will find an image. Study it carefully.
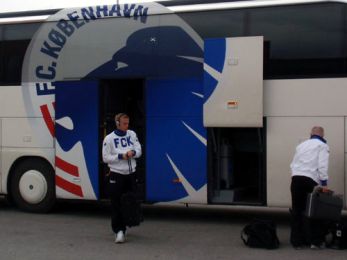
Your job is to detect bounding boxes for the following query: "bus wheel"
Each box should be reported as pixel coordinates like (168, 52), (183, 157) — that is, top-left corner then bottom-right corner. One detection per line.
(11, 159), (55, 213)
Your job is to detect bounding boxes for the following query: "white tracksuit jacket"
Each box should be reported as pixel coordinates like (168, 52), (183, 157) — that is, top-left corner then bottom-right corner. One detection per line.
(102, 129), (142, 175)
(290, 136), (329, 186)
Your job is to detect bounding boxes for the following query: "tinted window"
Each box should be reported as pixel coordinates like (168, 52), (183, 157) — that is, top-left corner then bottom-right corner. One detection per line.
(249, 3), (347, 78)
(178, 9), (245, 38)
(0, 23), (40, 85)
(178, 3), (347, 78)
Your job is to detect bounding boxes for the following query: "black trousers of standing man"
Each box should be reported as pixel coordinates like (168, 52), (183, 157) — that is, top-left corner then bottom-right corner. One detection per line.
(290, 175), (326, 247)
(109, 172), (137, 234)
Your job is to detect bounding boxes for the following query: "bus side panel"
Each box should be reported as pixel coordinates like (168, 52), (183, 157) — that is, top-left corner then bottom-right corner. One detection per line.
(0, 86), (27, 118)
(146, 78), (207, 204)
(0, 85), (55, 194)
(2, 118), (53, 148)
(267, 116), (344, 207)
(0, 85), (28, 193)
(264, 78), (347, 117)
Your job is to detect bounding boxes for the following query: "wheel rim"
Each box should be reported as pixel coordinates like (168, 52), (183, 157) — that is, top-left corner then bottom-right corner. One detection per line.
(19, 170), (48, 204)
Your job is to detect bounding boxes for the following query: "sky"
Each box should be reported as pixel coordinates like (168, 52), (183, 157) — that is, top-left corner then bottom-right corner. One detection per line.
(0, 0), (170, 13)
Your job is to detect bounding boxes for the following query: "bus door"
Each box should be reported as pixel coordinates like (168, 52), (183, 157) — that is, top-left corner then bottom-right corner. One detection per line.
(146, 78), (207, 203)
(54, 80), (99, 200)
(99, 79), (146, 200)
(204, 36), (266, 205)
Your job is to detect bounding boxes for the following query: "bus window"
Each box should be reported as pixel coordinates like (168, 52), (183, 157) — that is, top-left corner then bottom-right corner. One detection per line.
(249, 3), (347, 78)
(0, 23), (40, 85)
(178, 3), (347, 79)
(178, 9), (246, 38)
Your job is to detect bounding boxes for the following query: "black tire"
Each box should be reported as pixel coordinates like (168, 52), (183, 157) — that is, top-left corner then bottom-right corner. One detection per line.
(10, 159), (56, 213)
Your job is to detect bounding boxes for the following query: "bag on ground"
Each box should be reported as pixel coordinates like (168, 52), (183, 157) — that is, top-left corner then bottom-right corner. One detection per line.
(241, 219), (280, 249)
(327, 221), (347, 250)
(305, 189), (343, 221)
(120, 192), (143, 227)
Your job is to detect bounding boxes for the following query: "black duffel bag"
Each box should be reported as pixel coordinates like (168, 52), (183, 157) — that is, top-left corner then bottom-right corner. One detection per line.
(327, 221), (347, 250)
(241, 219), (280, 249)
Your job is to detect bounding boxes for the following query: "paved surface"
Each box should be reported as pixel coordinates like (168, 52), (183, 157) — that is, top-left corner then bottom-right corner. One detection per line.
(0, 197), (346, 260)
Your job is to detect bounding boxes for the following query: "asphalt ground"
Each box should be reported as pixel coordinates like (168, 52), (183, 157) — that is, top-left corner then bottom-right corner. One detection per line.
(0, 197), (346, 260)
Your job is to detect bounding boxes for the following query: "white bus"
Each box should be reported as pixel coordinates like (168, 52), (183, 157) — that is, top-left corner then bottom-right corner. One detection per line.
(0, 0), (346, 212)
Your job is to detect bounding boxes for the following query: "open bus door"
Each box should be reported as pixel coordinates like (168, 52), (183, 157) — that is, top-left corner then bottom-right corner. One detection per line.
(99, 79), (146, 201)
(54, 80), (100, 200)
(146, 78), (207, 204)
(204, 36), (266, 205)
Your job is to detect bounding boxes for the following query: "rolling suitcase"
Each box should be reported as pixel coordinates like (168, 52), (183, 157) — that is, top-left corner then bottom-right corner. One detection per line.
(305, 190), (343, 221)
(120, 192), (143, 227)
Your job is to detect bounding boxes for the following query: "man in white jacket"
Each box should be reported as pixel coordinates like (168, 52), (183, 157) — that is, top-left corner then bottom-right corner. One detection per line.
(290, 126), (329, 249)
(102, 113), (142, 243)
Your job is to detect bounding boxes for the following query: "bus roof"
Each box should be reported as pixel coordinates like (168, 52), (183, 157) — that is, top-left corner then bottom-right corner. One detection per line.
(0, 0), (346, 23)
(1, 0), (347, 14)
(0, 0), (163, 14)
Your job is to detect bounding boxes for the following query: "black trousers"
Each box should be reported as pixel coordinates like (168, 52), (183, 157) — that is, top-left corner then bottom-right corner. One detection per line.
(290, 176), (326, 246)
(109, 172), (137, 233)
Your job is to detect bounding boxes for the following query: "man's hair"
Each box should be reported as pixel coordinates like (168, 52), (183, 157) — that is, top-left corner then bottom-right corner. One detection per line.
(115, 113), (129, 125)
(311, 126), (324, 137)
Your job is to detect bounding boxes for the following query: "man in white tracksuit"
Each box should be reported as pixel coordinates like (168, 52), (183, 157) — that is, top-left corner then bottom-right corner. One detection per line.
(102, 113), (142, 243)
(290, 126), (329, 249)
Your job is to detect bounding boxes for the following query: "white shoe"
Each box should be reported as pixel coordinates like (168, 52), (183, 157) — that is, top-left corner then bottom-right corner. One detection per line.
(115, 231), (125, 243)
(310, 242), (325, 249)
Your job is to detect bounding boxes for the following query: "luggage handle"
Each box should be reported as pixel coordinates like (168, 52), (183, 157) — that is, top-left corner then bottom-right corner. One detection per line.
(313, 186), (333, 195)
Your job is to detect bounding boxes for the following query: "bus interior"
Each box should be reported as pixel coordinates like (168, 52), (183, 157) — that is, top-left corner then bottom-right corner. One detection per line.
(99, 79), (146, 200)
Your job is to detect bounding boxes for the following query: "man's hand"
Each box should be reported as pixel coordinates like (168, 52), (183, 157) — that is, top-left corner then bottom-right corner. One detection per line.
(313, 186), (330, 193)
(321, 186), (330, 193)
(126, 150), (135, 158)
